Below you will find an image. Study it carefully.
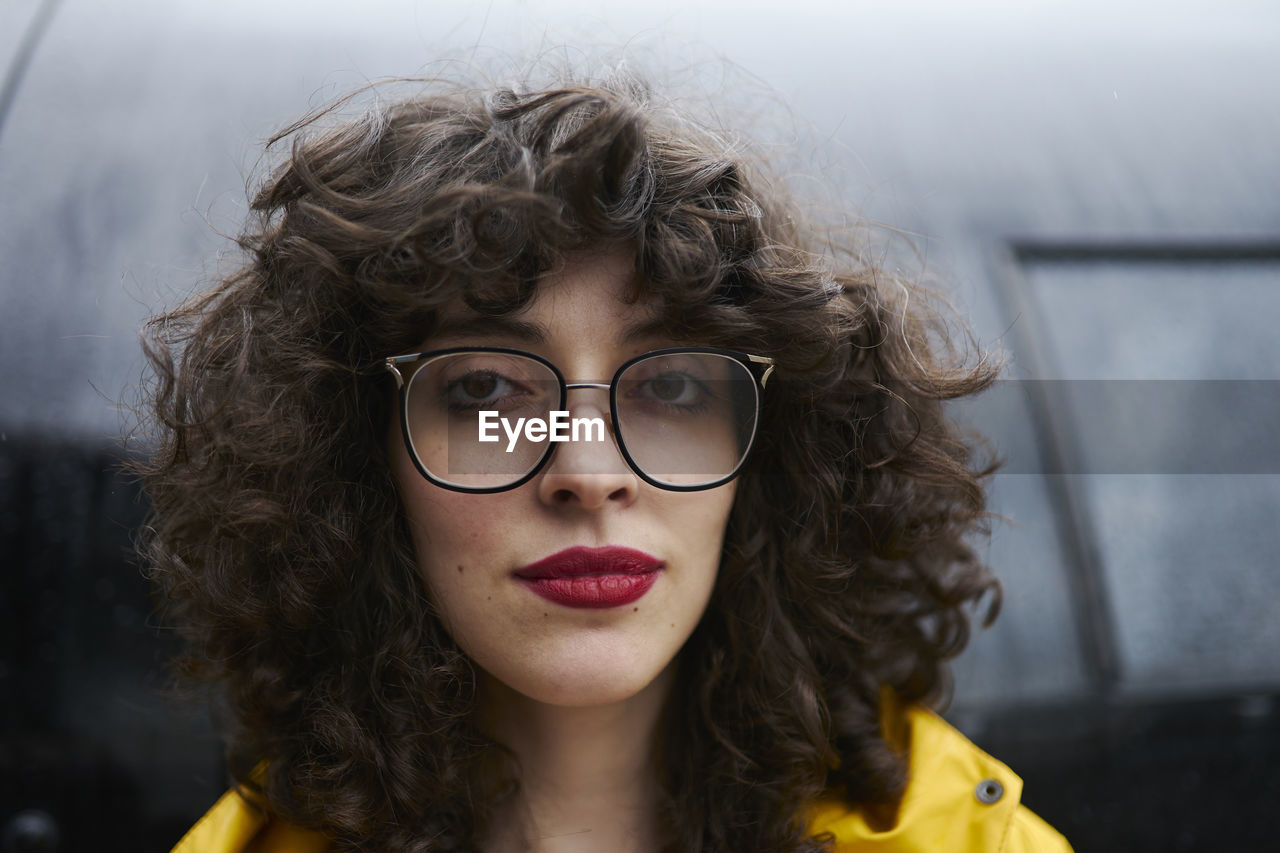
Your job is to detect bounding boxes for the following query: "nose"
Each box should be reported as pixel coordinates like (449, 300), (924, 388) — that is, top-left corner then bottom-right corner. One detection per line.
(535, 384), (639, 509)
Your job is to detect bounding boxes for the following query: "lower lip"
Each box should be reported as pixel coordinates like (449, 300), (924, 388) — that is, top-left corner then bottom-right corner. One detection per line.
(520, 572), (660, 608)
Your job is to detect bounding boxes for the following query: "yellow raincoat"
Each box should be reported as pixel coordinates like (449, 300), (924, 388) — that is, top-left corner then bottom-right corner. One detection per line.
(174, 705), (1071, 852)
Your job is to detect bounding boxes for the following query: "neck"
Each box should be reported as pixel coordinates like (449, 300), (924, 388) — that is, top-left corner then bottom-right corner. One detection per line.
(480, 664), (674, 853)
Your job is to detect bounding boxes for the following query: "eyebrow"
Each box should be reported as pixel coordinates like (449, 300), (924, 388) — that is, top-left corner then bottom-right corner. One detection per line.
(428, 313), (674, 347)
(431, 315), (548, 344)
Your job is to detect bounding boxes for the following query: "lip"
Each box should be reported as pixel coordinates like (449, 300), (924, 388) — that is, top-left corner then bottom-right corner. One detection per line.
(514, 545), (664, 608)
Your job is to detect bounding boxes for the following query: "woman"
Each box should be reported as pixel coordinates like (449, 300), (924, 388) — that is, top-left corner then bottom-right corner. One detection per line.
(138, 73), (1072, 851)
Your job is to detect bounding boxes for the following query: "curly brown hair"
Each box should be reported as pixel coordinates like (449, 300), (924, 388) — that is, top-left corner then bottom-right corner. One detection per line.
(134, 73), (1001, 852)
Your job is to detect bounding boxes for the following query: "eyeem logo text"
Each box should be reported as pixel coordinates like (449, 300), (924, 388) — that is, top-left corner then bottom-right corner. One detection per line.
(478, 411), (607, 453)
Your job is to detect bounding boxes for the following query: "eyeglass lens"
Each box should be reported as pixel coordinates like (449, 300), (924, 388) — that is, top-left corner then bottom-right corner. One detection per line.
(403, 351), (759, 490)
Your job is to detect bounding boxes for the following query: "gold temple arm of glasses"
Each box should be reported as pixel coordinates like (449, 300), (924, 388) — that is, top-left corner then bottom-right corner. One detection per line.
(384, 358), (406, 389)
(748, 355), (776, 388)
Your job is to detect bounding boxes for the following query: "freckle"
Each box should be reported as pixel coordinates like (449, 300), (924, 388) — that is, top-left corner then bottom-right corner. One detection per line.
(633, 607), (639, 612)
(486, 596), (492, 601)
(457, 564), (464, 573)
(543, 612), (549, 617)
(670, 623), (675, 628)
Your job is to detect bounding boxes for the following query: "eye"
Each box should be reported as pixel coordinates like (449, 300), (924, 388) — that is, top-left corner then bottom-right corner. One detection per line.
(645, 371), (702, 404)
(458, 372), (500, 400)
(446, 370), (517, 407)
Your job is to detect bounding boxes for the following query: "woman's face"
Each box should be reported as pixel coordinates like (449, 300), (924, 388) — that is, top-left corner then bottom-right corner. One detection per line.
(389, 248), (735, 708)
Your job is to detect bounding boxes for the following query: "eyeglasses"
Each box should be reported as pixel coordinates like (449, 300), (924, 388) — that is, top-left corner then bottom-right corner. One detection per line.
(384, 346), (775, 493)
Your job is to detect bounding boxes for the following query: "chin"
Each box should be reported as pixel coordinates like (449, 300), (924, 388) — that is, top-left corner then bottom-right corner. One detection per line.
(527, 673), (659, 708)
(496, 642), (675, 710)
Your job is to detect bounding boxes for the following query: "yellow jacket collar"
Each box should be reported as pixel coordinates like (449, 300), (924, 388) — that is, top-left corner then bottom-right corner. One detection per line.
(807, 703), (1023, 849)
(174, 704), (1069, 852)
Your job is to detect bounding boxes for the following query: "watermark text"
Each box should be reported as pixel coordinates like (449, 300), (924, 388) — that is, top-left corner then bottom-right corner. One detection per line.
(478, 411), (607, 452)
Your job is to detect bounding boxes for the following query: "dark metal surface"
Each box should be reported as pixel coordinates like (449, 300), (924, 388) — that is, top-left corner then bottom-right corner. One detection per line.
(975, 694), (1280, 852)
(0, 435), (222, 852)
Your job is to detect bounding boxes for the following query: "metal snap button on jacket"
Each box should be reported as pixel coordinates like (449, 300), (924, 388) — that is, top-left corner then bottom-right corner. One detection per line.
(975, 778), (1005, 804)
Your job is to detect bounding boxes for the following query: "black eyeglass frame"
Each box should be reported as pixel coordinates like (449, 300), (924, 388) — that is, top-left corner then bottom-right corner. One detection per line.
(383, 345), (776, 494)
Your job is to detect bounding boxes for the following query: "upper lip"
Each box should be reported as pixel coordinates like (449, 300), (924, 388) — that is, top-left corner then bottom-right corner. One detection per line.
(514, 545), (663, 579)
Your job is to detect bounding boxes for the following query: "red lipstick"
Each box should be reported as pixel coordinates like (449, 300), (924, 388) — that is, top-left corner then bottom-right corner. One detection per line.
(514, 546), (663, 609)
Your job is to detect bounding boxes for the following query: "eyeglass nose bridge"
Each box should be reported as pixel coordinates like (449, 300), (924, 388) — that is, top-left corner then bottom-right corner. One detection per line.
(541, 381), (631, 482)
(561, 381), (616, 434)
(564, 381), (612, 392)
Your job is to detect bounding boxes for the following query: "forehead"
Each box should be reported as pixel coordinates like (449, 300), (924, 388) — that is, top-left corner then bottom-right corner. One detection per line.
(433, 249), (673, 347)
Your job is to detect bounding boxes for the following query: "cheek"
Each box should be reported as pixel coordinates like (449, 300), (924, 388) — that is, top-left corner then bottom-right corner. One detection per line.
(400, 489), (490, 582)
(397, 492), (515, 654)
(670, 482), (737, 581)
(698, 481), (736, 540)
(389, 443), (485, 607)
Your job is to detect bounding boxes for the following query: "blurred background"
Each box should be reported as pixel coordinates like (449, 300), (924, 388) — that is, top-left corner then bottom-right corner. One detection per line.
(1, 0), (1277, 849)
